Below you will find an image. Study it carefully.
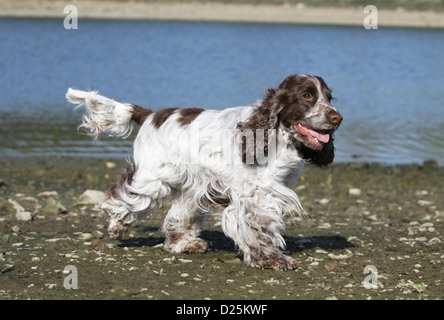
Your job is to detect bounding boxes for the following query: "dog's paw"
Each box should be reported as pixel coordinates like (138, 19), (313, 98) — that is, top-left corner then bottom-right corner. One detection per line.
(269, 255), (299, 271)
(248, 252), (299, 271)
(107, 220), (128, 240)
(164, 238), (209, 254)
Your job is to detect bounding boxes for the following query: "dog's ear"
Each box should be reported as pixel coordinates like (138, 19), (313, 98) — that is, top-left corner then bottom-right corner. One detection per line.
(236, 88), (287, 165)
(238, 88), (287, 130)
(298, 136), (336, 167)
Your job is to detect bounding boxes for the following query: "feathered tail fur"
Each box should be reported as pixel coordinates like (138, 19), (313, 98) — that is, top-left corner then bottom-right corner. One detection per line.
(66, 88), (137, 140)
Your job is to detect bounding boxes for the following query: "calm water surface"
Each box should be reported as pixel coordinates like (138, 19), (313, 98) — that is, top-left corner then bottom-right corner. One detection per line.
(1, 18), (444, 165)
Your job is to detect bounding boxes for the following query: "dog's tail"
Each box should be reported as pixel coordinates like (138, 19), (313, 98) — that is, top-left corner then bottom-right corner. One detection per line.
(66, 88), (152, 140)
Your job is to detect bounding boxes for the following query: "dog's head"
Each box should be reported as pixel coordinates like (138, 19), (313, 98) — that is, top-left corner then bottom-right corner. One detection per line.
(238, 74), (342, 166)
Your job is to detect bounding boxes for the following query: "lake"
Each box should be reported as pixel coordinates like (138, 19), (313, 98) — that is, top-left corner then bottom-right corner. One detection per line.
(1, 18), (444, 165)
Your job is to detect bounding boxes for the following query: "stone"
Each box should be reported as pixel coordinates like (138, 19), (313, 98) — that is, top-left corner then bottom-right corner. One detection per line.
(78, 233), (92, 240)
(16, 211), (32, 222)
(105, 162), (116, 169)
(77, 190), (105, 205)
(41, 197), (67, 215)
(8, 199), (25, 213)
(349, 188), (362, 196)
(92, 239), (106, 251)
(37, 191), (59, 198)
(92, 230), (104, 239)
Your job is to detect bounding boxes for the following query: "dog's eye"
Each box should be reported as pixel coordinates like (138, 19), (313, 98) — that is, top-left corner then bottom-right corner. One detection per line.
(302, 93), (312, 100)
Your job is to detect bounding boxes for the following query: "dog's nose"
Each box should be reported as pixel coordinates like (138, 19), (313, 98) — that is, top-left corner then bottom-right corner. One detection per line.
(328, 111), (343, 125)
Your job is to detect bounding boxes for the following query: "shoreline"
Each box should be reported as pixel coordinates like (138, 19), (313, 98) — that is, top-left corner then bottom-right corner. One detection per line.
(1, 156), (443, 299)
(1, 153), (442, 168)
(1, 1), (444, 28)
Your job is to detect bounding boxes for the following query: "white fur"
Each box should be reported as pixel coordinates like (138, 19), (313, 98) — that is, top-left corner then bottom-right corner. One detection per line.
(66, 88), (135, 140)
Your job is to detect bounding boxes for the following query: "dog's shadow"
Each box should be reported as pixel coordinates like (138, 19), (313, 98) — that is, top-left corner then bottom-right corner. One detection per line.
(118, 229), (355, 254)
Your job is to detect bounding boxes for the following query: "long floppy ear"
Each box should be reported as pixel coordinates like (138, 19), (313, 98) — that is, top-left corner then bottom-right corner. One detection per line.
(297, 135), (336, 167)
(236, 88), (287, 165)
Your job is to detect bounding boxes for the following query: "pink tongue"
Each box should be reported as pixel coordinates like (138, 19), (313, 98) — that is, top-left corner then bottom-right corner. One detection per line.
(308, 129), (330, 143)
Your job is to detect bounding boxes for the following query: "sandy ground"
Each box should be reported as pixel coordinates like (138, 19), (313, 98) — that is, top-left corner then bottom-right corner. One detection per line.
(1, 0), (444, 28)
(0, 157), (443, 300)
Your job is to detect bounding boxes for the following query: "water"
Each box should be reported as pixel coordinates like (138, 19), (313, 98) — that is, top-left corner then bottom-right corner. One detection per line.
(1, 18), (444, 165)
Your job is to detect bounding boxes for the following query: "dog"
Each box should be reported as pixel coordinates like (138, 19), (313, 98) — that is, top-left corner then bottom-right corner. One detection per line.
(66, 74), (342, 270)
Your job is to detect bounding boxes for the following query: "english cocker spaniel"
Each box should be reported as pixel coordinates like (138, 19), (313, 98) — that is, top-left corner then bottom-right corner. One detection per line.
(66, 74), (342, 270)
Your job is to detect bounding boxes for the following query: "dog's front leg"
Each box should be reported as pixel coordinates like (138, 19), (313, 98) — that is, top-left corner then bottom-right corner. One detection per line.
(222, 199), (298, 271)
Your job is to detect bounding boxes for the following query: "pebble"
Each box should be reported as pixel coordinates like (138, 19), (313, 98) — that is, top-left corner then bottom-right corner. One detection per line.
(15, 209), (33, 222)
(45, 238), (68, 243)
(415, 190), (428, 196)
(92, 230), (104, 239)
(78, 233), (93, 240)
(349, 188), (362, 196)
(347, 236), (361, 243)
(41, 197), (67, 215)
(420, 222), (434, 228)
(328, 250), (354, 260)
(105, 162), (116, 169)
(161, 290), (169, 296)
(8, 199), (25, 213)
(0, 265), (14, 273)
(345, 206), (359, 215)
(8, 199), (32, 222)
(418, 200), (433, 207)
(263, 278), (280, 285)
(428, 237), (441, 245)
(92, 239), (106, 251)
(324, 261), (336, 272)
(37, 191), (59, 198)
(77, 190), (105, 205)
(317, 223), (331, 229)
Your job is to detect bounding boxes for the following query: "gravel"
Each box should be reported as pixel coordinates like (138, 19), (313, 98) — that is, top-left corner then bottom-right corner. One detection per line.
(0, 157), (443, 300)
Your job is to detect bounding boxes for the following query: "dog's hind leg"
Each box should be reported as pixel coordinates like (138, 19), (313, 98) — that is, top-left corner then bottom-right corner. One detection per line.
(161, 189), (208, 254)
(102, 160), (171, 240)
